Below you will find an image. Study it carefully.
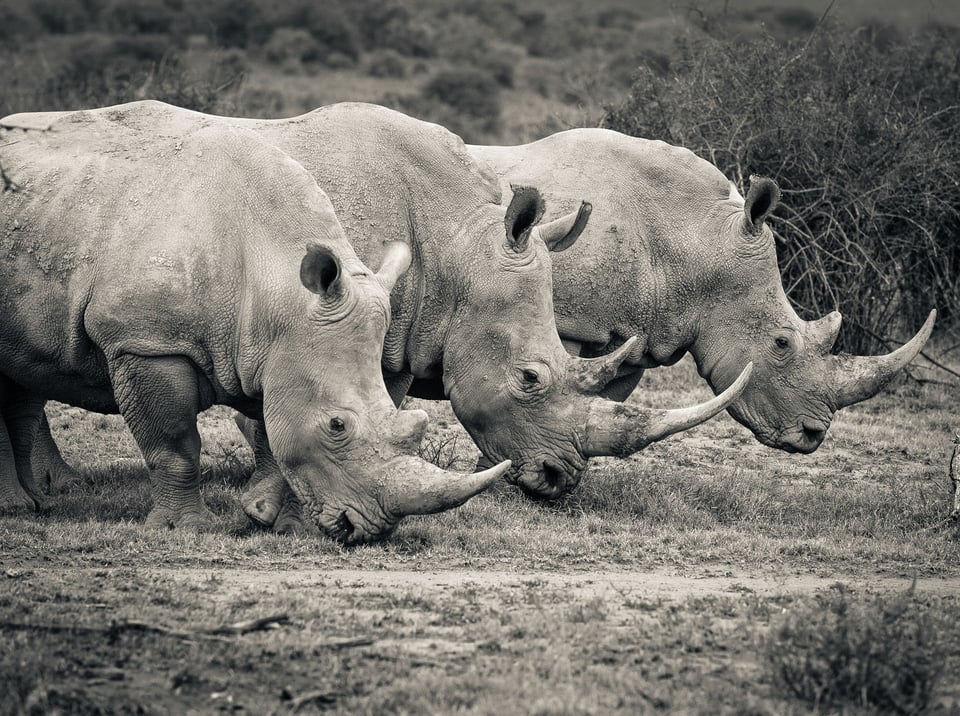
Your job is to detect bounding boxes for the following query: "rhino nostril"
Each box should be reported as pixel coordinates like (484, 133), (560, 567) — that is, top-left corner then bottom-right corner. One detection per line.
(334, 510), (355, 542)
(801, 423), (827, 445)
(542, 459), (566, 488)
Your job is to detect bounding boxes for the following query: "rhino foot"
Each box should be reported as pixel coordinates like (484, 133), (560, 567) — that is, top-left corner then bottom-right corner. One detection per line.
(241, 470), (286, 527)
(144, 503), (218, 531)
(0, 485), (39, 514)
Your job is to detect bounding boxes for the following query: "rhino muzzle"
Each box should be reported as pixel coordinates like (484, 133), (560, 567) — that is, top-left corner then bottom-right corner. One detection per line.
(277, 456), (510, 544)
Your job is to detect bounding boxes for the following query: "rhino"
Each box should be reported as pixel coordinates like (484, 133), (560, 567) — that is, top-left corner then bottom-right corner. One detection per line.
(467, 128), (935, 455)
(0, 104), (512, 542)
(14, 101), (752, 520)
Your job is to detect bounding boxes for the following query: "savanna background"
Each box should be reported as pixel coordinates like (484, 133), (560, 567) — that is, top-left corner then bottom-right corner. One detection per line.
(2, 1), (960, 714)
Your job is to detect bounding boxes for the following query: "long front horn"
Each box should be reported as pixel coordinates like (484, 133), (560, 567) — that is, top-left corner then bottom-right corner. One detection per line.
(381, 457), (511, 516)
(569, 337), (639, 394)
(832, 309), (936, 409)
(376, 240), (413, 292)
(582, 363), (753, 458)
(533, 201), (592, 252)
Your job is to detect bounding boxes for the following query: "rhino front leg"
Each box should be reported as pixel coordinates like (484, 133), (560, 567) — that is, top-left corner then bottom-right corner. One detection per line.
(111, 354), (213, 529)
(237, 415), (285, 527)
(599, 368), (645, 403)
(236, 416), (310, 533)
(31, 412), (82, 494)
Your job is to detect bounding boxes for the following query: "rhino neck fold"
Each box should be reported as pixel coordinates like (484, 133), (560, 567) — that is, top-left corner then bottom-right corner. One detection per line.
(387, 210), (469, 385)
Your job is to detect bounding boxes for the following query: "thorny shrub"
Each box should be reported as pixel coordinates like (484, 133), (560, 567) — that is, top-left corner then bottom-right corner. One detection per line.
(604, 22), (960, 353)
(764, 583), (946, 714)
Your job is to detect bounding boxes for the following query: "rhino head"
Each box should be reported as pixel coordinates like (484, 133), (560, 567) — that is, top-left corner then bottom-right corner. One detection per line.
(441, 186), (752, 499)
(693, 177), (935, 453)
(261, 240), (509, 542)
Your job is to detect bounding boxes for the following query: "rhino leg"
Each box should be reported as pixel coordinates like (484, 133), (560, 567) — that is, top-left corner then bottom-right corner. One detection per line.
(0, 383), (43, 512)
(0, 391), (38, 512)
(273, 482), (311, 535)
(31, 412), (82, 494)
(384, 371), (415, 408)
(237, 416), (286, 527)
(236, 417), (313, 534)
(599, 368), (645, 403)
(112, 355), (213, 529)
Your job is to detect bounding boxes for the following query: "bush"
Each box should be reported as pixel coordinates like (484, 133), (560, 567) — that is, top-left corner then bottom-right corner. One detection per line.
(262, 27), (322, 68)
(765, 584), (945, 713)
(366, 49), (407, 79)
(354, 0), (435, 58)
(603, 23), (960, 353)
(189, 0), (261, 47)
(0, 0), (43, 45)
(2, 33), (246, 115)
(103, 0), (181, 35)
(423, 68), (501, 126)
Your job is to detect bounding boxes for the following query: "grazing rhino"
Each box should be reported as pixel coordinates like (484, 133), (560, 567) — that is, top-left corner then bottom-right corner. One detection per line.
(16, 101), (752, 519)
(0, 104), (511, 543)
(468, 129), (935, 454)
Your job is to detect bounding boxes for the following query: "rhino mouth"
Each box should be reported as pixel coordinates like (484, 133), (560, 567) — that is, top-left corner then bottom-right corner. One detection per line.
(778, 420), (829, 454)
(514, 456), (584, 500)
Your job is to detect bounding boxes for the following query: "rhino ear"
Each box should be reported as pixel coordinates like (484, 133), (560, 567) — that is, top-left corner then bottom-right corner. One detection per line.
(743, 175), (780, 235)
(504, 184), (545, 253)
(300, 244), (343, 298)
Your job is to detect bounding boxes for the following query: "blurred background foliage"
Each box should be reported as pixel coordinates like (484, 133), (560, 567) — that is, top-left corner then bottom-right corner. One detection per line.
(1, 0), (958, 353)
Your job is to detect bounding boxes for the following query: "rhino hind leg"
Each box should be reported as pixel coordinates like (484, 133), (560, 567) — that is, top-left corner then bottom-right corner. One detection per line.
(32, 412), (82, 494)
(112, 355), (215, 530)
(0, 382), (48, 511)
(0, 409), (38, 513)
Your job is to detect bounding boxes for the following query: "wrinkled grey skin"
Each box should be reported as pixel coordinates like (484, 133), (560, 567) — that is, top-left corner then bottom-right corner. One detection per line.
(0, 104), (509, 543)
(24, 103), (751, 511)
(469, 129), (935, 454)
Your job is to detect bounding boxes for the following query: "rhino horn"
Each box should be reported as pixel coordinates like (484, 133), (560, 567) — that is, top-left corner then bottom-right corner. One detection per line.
(376, 240), (412, 292)
(534, 201), (592, 252)
(570, 337), (639, 393)
(808, 311), (842, 354)
(382, 458), (511, 516)
(832, 309), (935, 409)
(582, 363), (753, 457)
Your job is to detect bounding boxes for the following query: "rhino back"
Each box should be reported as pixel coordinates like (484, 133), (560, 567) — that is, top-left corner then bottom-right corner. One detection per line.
(251, 103), (502, 262)
(0, 102), (341, 407)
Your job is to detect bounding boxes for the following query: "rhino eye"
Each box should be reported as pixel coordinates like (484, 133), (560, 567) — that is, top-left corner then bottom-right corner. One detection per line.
(329, 417), (346, 433)
(522, 369), (540, 384)
(774, 336), (791, 350)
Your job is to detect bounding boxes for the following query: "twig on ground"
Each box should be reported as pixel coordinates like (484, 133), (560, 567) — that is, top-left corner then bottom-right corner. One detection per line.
(0, 613), (295, 642)
(207, 613), (290, 635)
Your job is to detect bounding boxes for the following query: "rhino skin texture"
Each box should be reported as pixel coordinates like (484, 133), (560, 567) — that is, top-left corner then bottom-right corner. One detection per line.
(469, 128), (936, 454)
(12, 101), (750, 512)
(0, 103), (510, 543)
